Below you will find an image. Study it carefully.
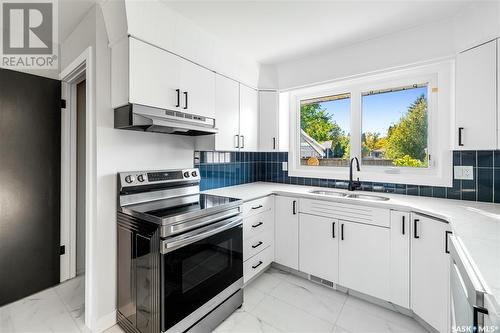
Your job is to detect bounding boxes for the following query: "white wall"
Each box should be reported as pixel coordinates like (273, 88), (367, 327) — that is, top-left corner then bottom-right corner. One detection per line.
(60, 4), (195, 332)
(274, 1), (500, 90)
(275, 18), (456, 90)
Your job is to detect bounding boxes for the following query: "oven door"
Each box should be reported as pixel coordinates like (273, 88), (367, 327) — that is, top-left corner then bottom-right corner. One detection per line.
(160, 216), (243, 332)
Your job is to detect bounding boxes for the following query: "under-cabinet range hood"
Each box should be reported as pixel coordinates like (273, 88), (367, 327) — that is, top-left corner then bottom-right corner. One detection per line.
(114, 104), (217, 136)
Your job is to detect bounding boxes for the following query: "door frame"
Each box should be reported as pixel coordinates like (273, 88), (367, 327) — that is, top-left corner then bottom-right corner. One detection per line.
(60, 47), (95, 330)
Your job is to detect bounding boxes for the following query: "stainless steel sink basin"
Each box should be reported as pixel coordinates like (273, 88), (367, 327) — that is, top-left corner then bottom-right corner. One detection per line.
(309, 190), (347, 197)
(347, 194), (390, 201)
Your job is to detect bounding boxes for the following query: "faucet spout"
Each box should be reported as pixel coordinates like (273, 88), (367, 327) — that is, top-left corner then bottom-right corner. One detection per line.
(348, 157), (361, 191)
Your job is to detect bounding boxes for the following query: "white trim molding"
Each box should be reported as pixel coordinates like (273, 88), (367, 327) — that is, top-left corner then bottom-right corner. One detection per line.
(59, 46), (96, 331)
(288, 60), (454, 187)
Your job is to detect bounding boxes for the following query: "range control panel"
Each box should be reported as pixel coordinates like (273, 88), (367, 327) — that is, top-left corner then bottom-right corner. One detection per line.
(119, 168), (200, 187)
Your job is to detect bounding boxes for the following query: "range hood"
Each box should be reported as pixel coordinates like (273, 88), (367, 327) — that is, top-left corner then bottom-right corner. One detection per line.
(114, 104), (218, 136)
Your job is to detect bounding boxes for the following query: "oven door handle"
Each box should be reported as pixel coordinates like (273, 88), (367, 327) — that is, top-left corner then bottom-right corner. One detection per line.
(161, 216), (242, 254)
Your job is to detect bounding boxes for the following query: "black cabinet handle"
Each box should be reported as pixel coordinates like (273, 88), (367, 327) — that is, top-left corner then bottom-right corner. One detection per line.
(183, 91), (188, 109)
(251, 205), (263, 210)
(341, 223), (344, 240)
(292, 200), (297, 215)
(402, 216), (405, 235)
(445, 230), (452, 254)
(458, 127), (464, 146)
(252, 261), (263, 269)
(473, 305), (489, 333)
(252, 241), (263, 249)
(332, 222), (336, 238)
(252, 222), (263, 228)
(414, 219), (420, 239)
(273, 137), (276, 150)
(175, 89), (180, 107)
(235, 135), (240, 148)
(240, 135), (245, 149)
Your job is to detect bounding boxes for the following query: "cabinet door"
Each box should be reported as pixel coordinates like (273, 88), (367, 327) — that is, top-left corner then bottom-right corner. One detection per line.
(274, 196), (299, 270)
(259, 91), (279, 151)
(339, 221), (390, 301)
(179, 58), (215, 118)
(129, 38), (181, 111)
(411, 214), (450, 333)
(239, 85), (259, 151)
(456, 40), (497, 150)
(299, 214), (339, 283)
(214, 75), (240, 151)
(389, 211), (410, 308)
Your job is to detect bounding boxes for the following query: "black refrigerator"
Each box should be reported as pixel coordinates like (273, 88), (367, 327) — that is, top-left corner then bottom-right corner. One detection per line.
(0, 68), (61, 306)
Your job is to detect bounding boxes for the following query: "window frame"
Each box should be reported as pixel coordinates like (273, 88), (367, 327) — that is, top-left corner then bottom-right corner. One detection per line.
(288, 60), (454, 187)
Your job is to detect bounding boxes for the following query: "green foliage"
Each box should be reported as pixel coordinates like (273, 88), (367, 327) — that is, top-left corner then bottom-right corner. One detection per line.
(384, 95), (428, 166)
(300, 103), (350, 158)
(392, 155), (425, 167)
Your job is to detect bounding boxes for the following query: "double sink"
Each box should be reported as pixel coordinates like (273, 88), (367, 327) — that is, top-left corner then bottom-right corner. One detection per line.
(309, 190), (390, 201)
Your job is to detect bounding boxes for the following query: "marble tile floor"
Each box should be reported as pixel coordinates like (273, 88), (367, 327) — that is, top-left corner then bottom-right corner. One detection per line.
(0, 268), (428, 333)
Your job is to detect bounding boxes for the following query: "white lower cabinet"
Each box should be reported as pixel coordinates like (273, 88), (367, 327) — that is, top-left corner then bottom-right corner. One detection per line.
(274, 196), (299, 270)
(390, 211), (410, 308)
(338, 220), (391, 301)
(242, 196), (275, 283)
(299, 213), (339, 283)
(411, 213), (451, 333)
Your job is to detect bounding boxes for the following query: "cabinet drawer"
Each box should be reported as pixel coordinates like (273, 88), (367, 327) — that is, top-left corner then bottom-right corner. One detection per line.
(244, 245), (273, 284)
(244, 231), (273, 261)
(300, 198), (390, 228)
(243, 210), (273, 240)
(242, 196), (273, 217)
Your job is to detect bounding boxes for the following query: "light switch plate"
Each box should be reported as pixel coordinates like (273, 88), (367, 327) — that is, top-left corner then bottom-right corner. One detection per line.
(454, 166), (474, 180)
(282, 162), (288, 171)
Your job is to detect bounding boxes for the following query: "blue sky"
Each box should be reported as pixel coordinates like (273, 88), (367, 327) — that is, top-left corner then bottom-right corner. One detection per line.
(320, 87), (427, 136)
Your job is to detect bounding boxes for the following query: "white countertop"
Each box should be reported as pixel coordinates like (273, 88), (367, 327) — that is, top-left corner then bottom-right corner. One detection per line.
(204, 182), (500, 316)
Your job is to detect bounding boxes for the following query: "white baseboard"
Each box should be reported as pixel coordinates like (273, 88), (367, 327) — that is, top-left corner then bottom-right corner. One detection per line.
(91, 310), (116, 333)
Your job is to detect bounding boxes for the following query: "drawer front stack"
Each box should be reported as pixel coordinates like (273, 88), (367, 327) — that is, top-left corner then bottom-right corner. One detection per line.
(242, 196), (275, 283)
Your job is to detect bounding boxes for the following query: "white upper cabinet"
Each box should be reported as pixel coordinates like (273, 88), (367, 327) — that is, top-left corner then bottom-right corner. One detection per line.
(338, 220), (391, 301)
(299, 213), (339, 283)
(179, 57), (215, 118)
(259, 91), (289, 152)
(239, 85), (259, 151)
(274, 196), (299, 270)
(411, 213), (451, 333)
(456, 39), (497, 150)
(389, 211), (410, 309)
(196, 75), (240, 151)
(113, 37), (215, 119)
(126, 38), (181, 110)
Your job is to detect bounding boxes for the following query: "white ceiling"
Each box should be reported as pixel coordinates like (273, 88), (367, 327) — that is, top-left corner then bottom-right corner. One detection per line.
(59, 0), (96, 43)
(162, 0), (472, 65)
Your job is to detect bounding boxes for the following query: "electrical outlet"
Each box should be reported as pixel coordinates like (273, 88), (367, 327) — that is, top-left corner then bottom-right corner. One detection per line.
(282, 162), (288, 171)
(454, 166), (474, 180)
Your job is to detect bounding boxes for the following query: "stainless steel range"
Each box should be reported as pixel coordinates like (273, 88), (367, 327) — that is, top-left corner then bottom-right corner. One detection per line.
(116, 168), (243, 333)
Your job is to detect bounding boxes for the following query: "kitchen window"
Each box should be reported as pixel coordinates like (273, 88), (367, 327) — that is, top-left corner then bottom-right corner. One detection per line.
(288, 61), (453, 186)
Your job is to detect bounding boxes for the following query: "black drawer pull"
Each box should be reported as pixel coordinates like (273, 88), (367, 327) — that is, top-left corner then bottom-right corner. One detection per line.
(252, 261), (263, 269)
(183, 91), (188, 109)
(292, 200), (297, 215)
(252, 222), (263, 228)
(414, 219), (420, 239)
(175, 89), (180, 107)
(332, 222), (336, 238)
(402, 216), (405, 235)
(458, 127), (464, 146)
(445, 230), (452, 254)
(341, 223), (344, 240)
(252, 241), (263, 249)
(251, 205), (263, 210)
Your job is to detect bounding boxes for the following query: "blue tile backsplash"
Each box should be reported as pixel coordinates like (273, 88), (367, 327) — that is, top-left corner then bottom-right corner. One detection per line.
(194, 150), (500, 204)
